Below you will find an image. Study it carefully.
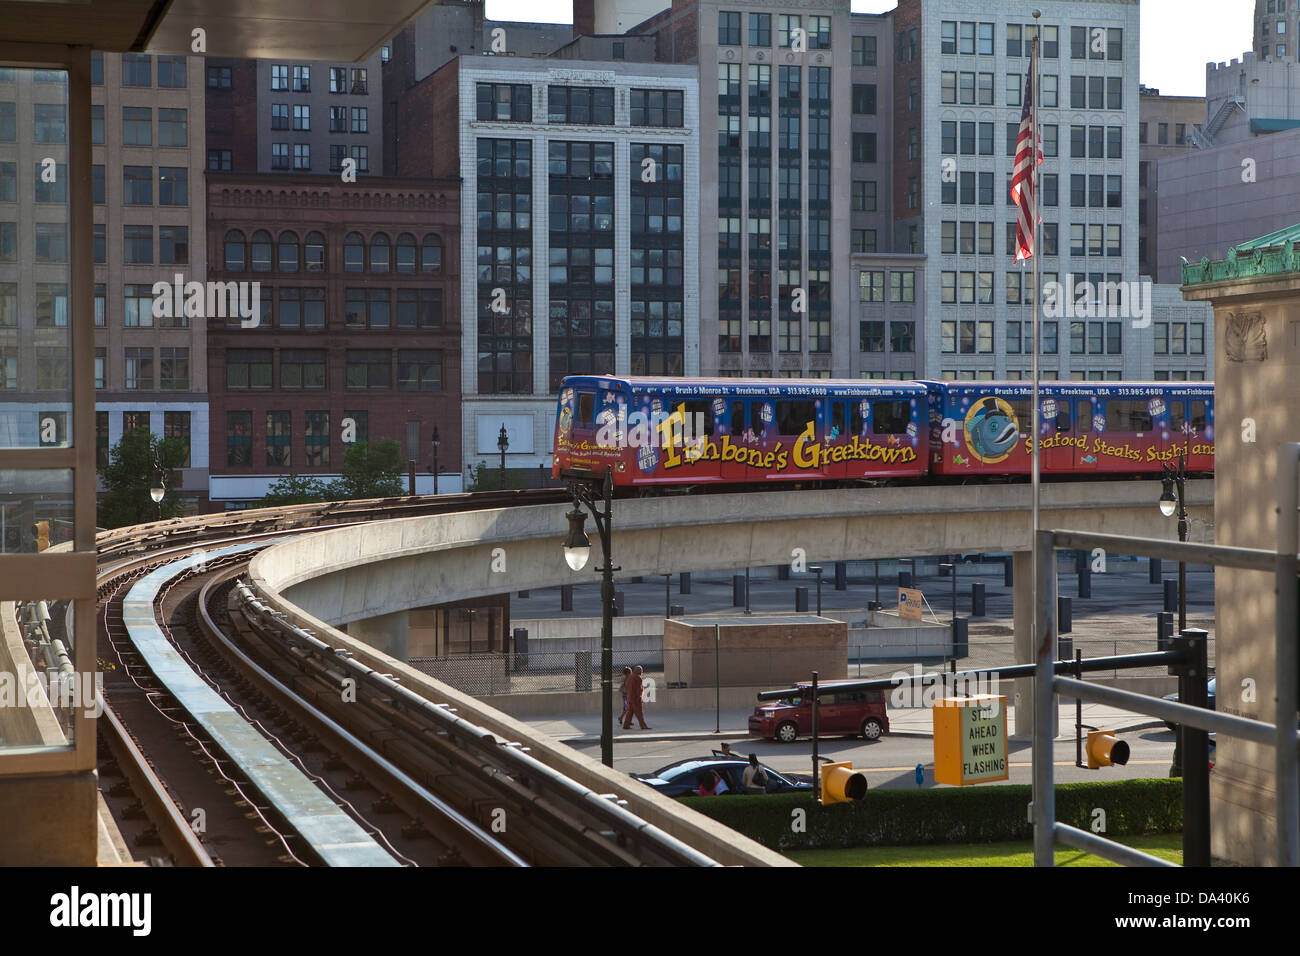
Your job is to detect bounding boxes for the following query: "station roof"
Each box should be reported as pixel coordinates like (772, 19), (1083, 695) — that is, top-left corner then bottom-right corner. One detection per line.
(0, 0), (438, 61)
(1182, 221), (1300, 287)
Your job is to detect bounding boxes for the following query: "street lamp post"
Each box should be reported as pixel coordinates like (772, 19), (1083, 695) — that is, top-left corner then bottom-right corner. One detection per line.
(561, 466), (618, 767)
(432, 425), (440, 495)
(1159, 453), (1189, 631)
(149, 455), (165, 521)
(498, 423), (509, 488)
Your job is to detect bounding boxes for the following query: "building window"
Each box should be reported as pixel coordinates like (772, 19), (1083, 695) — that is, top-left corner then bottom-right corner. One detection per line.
(124, 347), (154, 390)
(94, 350), (105, 390)
(226, 349), (273, 389)
(629, 89), (684, 127)
(122, 106), (151, 146)
(226, 412), (252, 467)
(397, 350), (442, 390)
(719, 11), (741, 47)
(159, 225), (188, 264)
(304, 412), (329, 467)
(852, 35), (877, 66)
(548, 86), (614, 125)
(122, 54), (151, 87)
(350, 145), (368, 172)
(346, 349), (391, 389)
(208, 65), (232, 89)
(350, 68), (367, 94)
(279, 349), (326, 390)
(293, 65), (311, 92)
(265, 411), (292, 468)
(345, 288), (391, 329)
(159, 167), (187, 205)
(852, 132), (876, 164)
(293, 143), (310, 170)
(91, 104), (103, 144)
(293, 104), (310, 131)
(330, 67), (347, 93)
(476, 83), (532, 122)
(889, 271), (914, 303)
(350, 106), (368, 133)
(157, 55), (186, 88)
(91, 51), (103, 85)
(272, 143), (289, 170)
(208, 149), (232, 171)
(160, 347), (189, 390)
(852, 83), (876, 115)
(158, 108), (187, 147)
(123, 224), (152, 264)
(330, 106), (347, 132)
(397, 289), (442, 329)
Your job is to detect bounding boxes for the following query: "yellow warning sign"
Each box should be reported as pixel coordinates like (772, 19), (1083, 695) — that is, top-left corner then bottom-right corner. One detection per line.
(897, 587), (924, 620)
(933, 695), (1009, 785)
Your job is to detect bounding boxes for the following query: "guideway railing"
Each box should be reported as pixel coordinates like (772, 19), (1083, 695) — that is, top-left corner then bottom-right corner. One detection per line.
(1032, 443), (1300, 867)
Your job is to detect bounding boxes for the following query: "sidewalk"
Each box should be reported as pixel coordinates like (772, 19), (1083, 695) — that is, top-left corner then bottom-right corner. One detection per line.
(528, 702), (1166, 745)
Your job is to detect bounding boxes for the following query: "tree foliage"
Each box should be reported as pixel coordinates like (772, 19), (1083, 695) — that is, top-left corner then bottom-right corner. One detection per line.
(97, 428), (190, 528)
(262, 473), (331, 506)
(330, 438), (408, 500)
(466, 459), (521, 492)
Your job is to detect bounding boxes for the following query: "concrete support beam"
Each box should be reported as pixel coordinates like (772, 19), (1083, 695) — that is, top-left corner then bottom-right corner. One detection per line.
(0, 771), (98, 866)
(343, 609), (409, 660)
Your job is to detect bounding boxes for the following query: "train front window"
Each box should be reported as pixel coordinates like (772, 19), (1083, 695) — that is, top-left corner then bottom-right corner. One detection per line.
(1105, 400), (1153, 432)
(872, 400), (909, 435)
(576, 391), (595, 426)
(775, 401), (816, 436)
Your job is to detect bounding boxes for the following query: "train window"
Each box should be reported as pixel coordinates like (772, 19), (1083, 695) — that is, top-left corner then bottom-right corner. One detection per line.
(851, 400), (867, 435)
(775, 400), (817, 435)
(1190, 400), (1207, 432)
(1169, 401), (1185, 432)
(1105, 400), (1153, 432)
(1056, 409), (1071, 432)
(730, 401), (746, 433)
(831, 401), (846, 437)
(1079, 401), (1094, 429)
(872, 400), (910, 435)
(576, 391), (595, 426)
(681, 400), (716, 436)
(1007, 401), (1030, 434)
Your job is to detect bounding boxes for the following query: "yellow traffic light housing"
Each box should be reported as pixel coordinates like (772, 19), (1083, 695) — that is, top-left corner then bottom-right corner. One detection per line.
(1086, 729), (1130, 769)
(32, 521), (50, 552)
(820, 761), (868, 805)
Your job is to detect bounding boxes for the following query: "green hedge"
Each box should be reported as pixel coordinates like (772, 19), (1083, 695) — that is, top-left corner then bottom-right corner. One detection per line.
(681, 779), (1182, 851)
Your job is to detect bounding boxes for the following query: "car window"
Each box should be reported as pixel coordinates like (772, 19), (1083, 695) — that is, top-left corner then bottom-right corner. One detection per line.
(657, 761), (709, 782)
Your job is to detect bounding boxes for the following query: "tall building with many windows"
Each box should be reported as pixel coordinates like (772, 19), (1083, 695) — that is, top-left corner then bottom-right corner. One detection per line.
(204, 175), (461, 505)
(633, 0), (855, 379)
(393, 54), (698, 476)
(90, 52), (210, 507)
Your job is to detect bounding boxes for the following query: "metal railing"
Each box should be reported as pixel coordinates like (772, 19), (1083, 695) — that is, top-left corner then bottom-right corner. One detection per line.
(1032, 443), (1300, 868)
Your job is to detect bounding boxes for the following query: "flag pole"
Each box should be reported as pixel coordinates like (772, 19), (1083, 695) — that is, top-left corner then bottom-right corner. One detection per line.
(1030, 15), (1042, 614)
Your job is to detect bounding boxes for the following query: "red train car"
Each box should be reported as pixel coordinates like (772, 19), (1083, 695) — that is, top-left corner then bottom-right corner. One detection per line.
(552, 376), (931, 487)
(924, 381), (1214, 477)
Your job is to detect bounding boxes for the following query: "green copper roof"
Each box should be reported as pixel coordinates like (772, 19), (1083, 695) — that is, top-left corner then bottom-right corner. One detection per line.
(1181, 221), (1300, 286)
(1250, 119), (1300, 133)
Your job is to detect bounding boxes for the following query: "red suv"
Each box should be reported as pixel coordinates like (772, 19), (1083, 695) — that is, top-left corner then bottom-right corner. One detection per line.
(749, 680), (890, 743)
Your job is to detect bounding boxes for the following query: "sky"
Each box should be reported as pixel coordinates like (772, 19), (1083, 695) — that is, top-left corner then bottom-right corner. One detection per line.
(484, 0), (1255, 98)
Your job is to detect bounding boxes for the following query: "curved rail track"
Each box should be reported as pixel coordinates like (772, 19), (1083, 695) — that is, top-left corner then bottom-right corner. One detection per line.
(94, 489), (719, 867)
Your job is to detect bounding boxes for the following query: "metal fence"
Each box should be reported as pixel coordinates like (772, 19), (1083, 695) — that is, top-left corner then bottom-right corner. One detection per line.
(408, 632), (1211, 697)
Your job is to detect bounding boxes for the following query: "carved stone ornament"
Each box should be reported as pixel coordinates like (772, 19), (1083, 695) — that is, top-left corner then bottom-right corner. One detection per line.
(1224, 311), (1267, 363)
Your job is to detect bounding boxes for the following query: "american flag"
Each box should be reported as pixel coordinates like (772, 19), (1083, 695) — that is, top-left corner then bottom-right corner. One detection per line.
(1010, 41), (1041, 262)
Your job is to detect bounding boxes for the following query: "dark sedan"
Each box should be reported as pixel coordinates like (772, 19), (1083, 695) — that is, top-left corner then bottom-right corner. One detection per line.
(631, 758), (813, 798)
(1163, 677), (1216, 732)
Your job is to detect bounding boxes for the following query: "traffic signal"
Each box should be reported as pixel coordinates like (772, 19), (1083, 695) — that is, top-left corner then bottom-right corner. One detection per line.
(1086, 729), (1130, 769)
(32, 521), (50, 552)
(820, 761), (868, 804)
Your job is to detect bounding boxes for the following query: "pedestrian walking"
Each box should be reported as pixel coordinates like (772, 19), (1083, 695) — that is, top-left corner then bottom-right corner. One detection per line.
(622, 665), (651, 730)
(619, 665), (632, 725)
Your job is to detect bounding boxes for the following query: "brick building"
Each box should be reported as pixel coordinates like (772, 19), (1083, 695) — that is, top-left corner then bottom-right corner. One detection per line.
(205, 174), (461, 505)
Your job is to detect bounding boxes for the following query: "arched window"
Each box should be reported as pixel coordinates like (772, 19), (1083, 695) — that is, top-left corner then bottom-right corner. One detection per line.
(396, 233), (417, 274)
(369, 232), (390, 273)
(277, 230), (299, 272)
(421, 233), (442, 275)
(304, 231), (326, 272)
(250, 230), (273, 272)
(224, 229), (246, 272)
(343, 231), (365, 272)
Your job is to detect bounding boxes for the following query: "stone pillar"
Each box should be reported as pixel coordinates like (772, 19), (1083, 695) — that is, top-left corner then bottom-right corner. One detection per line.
(1011, 549), (1058, 739)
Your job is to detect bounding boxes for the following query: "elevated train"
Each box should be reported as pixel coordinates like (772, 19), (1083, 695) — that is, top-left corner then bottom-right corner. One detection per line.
(552, 375), (1214, 489)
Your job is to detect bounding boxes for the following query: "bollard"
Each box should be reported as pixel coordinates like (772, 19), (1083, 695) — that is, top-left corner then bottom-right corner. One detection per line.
(574, 650), (592, 692)
(561, 584), (574, 612)
(733, 575), (746, 607)
(835, 561), (847, 591)
(669, 604), (685, 617)
(952, 617), (969, 659)
(1149, 557), (1162, 584)
(971, 582), (986, 617)
(1058, 595), (1073, 634)
(777, 564), (790, 581)
(613, 590), (626, 618)
(795, 587), (809, 612)
(1163, 579), (1178, 613)
(679, 572), (692, 594)
(512, 627), (528, 670)
(1059, 634), (1073, 660)
(1077, 563), (1091, 599)
(1004, 556), (1014, 587)
(1157, 611), (1173, 651)
(899, 570), (912, 588)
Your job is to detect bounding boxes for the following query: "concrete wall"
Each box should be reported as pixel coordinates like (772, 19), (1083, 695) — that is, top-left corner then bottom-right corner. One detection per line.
(664, 616), (847, 687)
(1185, 271), (1300, 866)
(250, 481), (1213, 632)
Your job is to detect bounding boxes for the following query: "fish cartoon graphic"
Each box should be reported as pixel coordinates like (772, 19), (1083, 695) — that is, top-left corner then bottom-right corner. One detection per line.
(952, 453), (970, 466)
(1081, 454), (1097, 464)
(963, 397), (1021, 464)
